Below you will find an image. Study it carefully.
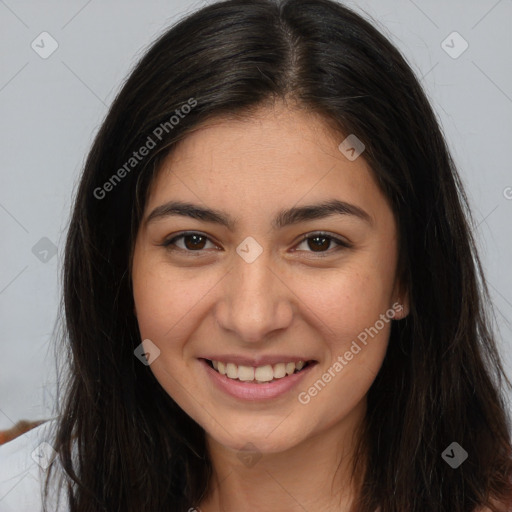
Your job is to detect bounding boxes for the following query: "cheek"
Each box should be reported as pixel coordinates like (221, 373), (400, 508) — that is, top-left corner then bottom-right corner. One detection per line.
(291, 259), (393, 394)
(294, 263), (391, 342)
(132, 257), (217, 344)
(131, 261), (205, 406)
(297, 281), (391, 424)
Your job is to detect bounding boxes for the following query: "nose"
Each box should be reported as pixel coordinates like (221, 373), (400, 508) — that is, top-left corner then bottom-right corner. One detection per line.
(214, 251), (294, 343)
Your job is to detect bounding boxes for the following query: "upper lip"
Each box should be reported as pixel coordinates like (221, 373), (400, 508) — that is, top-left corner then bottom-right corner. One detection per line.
(199, 355), (317, 366)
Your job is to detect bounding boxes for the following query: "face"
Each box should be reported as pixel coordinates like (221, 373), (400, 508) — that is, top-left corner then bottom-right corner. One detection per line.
(131, 102), (408, 455)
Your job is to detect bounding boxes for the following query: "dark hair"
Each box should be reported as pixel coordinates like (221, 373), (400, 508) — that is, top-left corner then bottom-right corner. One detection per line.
(44, 0), (512, 510)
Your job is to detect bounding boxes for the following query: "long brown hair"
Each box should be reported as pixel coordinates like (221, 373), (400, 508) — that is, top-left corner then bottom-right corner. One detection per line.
(44, 0), (512, 510)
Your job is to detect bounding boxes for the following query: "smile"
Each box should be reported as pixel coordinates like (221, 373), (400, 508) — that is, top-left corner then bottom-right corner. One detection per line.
(201, 358), (317, 401)
(207, 359), (313, 383)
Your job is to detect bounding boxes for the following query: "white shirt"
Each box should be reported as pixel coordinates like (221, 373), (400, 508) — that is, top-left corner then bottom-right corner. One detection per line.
(0, 419), (65, 512)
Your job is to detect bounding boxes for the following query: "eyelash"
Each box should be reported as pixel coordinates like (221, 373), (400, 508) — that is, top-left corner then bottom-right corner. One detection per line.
(159, 231), (352, 256)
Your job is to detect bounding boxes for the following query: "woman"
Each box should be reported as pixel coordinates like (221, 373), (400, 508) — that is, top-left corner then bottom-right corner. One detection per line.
(1, 0), (511, 510)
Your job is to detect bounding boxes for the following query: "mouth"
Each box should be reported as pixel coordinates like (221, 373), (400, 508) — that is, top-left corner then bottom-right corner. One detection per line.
(202, 358), (317, 384)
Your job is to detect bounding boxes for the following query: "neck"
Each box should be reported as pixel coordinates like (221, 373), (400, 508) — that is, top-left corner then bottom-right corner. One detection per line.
(198, 399), (367, 512)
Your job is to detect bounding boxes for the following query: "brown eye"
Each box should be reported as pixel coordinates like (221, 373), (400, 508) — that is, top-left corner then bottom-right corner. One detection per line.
(295, 232), (351, 254)
(161, 232), (216, 252)
(307, 235), (331, 252)
(183, 234), (207, 250)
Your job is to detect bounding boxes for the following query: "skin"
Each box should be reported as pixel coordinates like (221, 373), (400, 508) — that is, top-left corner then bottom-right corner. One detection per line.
(131, 100), (409, 512)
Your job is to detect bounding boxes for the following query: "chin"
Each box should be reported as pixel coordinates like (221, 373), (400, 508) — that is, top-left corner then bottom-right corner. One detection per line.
(205, 420), (306, 455)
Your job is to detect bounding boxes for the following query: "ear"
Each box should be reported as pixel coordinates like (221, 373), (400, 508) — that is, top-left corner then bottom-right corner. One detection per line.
(391, 281), (410, 320)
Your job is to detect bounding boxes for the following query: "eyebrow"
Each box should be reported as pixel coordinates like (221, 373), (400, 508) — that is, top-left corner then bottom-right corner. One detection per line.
(144, 199), (374, 230)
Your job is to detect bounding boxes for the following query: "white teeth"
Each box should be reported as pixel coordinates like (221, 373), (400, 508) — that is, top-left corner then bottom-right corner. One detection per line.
(237, 365), (254, 381)
(254, 365), (274, 382)
(273, 363), (286, 378)
(226, 363), (238, 379)
(210, 359), (308, 382)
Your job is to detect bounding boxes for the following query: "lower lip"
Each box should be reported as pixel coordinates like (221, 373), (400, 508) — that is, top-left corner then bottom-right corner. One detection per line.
(200, 359), (317, 401)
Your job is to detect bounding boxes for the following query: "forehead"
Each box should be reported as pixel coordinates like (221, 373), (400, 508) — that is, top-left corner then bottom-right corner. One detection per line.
(161, 104), (345, 173)
(144, 103), (393, 230)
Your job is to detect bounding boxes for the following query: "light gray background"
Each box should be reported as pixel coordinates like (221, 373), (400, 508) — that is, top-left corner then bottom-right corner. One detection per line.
(0, 0), (511, 429)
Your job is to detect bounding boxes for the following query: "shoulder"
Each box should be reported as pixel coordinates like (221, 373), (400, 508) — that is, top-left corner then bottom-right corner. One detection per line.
(0, 418), (66, 512)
